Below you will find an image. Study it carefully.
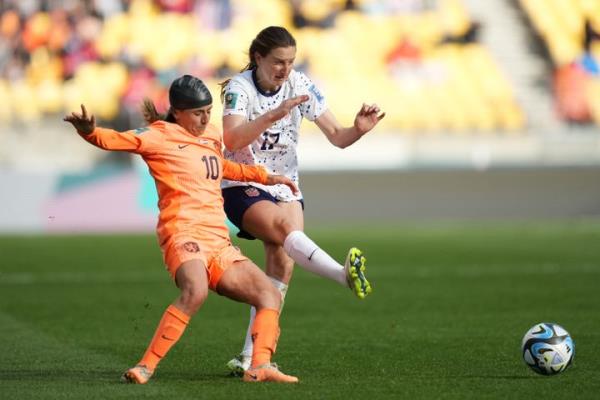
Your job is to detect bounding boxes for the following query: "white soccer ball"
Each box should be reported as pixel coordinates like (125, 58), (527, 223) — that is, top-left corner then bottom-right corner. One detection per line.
(521, 322), (574, 375)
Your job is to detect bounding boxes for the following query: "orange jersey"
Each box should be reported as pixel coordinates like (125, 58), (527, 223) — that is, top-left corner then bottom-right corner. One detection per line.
(81, 121), (268, 244)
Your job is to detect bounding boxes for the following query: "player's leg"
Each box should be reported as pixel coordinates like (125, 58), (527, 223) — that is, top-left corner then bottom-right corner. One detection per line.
(227, 243), (293, 375)
(243, 200), (371, 298)
(224, 186), (370, 296)
(122, 258), (209, 384)
(216, 257), (298, 383)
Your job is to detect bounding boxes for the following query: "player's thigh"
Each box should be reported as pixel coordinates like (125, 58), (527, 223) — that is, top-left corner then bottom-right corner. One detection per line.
(242, 200), (304, 245)
(216, 259), (280, 309)
(276, 200), (304, 231)
(175, 259), (210, 302)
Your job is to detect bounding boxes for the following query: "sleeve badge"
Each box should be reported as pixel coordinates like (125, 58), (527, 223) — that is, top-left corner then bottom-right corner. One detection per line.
(224, 92), (239, 109)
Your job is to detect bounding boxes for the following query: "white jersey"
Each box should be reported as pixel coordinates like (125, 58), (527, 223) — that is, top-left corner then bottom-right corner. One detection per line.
(221, 69), (327, 201)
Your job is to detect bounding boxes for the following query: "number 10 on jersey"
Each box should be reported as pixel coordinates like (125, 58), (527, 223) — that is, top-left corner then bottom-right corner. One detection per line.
(202, 155), (219, 179)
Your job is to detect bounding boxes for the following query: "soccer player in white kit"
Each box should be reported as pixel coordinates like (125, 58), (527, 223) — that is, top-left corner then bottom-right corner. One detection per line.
(220, 26), (385, 374)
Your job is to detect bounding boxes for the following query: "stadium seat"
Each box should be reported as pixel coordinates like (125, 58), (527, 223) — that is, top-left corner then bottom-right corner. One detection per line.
(0, 0), (527, 132)
(519, 0), (600, 126)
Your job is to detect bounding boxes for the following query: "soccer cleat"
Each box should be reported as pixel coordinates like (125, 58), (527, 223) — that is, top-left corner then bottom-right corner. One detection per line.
(243, 363), (299, 383)
(226, 354), (251, 377)
(344, 247), (372, 299)
(121, 364), (154, 384)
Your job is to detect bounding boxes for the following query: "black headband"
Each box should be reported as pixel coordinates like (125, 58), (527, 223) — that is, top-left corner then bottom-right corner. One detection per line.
(169, 75), (212, 110)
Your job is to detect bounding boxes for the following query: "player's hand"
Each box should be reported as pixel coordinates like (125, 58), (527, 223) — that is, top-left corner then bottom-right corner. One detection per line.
(265, 174), (299, 194)
(63, 104), (96, 135)
(354, 103), (385, 135)
(268, 95), (309, 122)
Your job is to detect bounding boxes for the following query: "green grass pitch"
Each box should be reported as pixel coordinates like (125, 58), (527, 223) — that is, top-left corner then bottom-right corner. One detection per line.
(1, 222), (599, 399)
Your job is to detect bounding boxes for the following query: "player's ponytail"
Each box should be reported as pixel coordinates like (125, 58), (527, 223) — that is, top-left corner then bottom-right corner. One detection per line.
(141, 98), (176, 124)
(141, 98), (162, 123)
(220, 26), (296, 102)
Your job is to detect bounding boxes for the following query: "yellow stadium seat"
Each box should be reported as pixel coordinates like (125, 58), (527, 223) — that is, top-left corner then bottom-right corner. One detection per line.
(586, 78), (600, 126)
(107, 62), (129, 92)
(417, 11), (444, 45)
(553, 0), (584, 37)
(96, 14), (129, 59)
(62, 79), (84, 115)
(548, 34), (583, 66)
(0, 79), (12, 122)
(11, 80), (41, 122)
(437, 0), (471, 38)
(25, 47), (62, 84)
(497, 102), (525, 131)
(37, 78), (64, 113)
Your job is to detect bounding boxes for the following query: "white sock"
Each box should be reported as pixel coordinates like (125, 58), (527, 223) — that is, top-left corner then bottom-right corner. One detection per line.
(240, 277), (288, 359)
(283, 230), (347, 286)
(240, 307), (256, 359)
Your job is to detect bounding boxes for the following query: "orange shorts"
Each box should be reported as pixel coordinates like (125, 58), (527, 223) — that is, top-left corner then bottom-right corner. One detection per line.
(161, 235), (248, 291)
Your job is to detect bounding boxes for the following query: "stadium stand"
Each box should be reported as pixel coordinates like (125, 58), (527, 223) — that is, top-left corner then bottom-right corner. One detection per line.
(518, 0), (600, 125)
(0, 0), (524, 133)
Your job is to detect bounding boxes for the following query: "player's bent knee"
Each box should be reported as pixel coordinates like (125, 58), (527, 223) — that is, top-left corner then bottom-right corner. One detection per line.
(255, 285), (281, 310)
(272, 216), (296, 244)
(180, 285), (208, 311)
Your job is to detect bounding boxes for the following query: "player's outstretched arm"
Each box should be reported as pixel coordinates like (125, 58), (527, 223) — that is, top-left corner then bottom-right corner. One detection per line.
(315, 104), (385, 149)
(63, 104), (96, 135)
(63, 104), (145, 152)
(223, 95), (309, 151)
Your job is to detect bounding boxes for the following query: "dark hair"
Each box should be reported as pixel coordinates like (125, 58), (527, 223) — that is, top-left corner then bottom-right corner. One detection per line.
(219, 26), (296, 101)
(142, 75), (212, 124)
(141, 98), (176, 124)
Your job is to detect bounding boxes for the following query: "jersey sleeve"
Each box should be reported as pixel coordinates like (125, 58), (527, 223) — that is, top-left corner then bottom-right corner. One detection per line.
(222, 78), (251, 118)
(294, 71), (328, 121)
(222, 159), (268, 184)
(80, 126), (152, 154)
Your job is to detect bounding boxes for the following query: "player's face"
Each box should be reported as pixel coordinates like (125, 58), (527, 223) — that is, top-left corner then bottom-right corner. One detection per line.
(255, 46), (296, 91)
(174, 104), (212, 136)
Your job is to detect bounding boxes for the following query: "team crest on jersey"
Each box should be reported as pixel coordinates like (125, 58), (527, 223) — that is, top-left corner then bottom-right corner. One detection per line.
(225, 92), (238, 109)
(244, 187), (260, 197)
(183, 242), (200, 253)
(309, 84), (324, 103)
(134, 127), (149, 135)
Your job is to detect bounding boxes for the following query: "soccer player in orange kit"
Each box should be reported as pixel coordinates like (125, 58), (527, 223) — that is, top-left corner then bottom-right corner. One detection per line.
(64, 75), (299, 384)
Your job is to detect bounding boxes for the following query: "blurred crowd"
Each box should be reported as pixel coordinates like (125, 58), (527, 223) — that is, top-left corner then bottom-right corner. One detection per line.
(0, 0), (237, 127)
(519, 0), (600, 125)
(0, 0), (527, 132)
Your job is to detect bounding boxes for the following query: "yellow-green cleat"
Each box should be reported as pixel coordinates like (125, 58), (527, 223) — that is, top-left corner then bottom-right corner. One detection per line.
(344, 247), (372, 299)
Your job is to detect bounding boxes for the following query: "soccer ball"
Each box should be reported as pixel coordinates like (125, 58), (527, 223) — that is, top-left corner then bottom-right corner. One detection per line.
(521, 322), (574, 375)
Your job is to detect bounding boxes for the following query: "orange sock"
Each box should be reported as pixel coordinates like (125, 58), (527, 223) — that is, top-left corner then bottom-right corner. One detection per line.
(138, 305), (190, 371)
(251, 308), (280, 368)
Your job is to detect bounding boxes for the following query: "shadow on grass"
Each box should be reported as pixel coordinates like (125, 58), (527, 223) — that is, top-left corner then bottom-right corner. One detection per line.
(0, 368), (241, 384)
(460, 374), (539, 380)
(0, 368), (118, 382)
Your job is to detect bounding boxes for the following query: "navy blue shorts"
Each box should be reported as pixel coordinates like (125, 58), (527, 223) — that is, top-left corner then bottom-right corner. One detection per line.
(222, 186), (304, 240)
